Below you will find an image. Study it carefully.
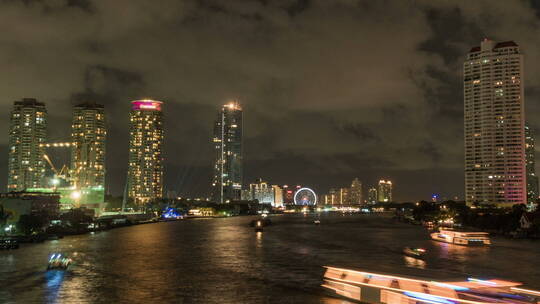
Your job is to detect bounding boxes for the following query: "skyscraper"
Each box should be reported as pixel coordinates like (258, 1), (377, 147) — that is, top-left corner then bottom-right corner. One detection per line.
(349, 178), (363, 205)
(212, 102), (243, 203)
(377, 180), (392, 202)
(368, 187), (377, 204)
(127, 99), (164, 204)
(70, 102), (106, 189)
(8, 98), (47, 191)
(464, 39), (526, 206)
(525, 124), (538, 208)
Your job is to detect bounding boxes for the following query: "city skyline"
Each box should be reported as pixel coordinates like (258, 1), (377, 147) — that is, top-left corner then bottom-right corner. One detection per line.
(2, 2), (540, 201)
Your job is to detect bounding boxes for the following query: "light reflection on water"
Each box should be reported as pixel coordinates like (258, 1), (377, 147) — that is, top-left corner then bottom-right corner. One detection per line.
(0, 213), (538, 303)
(403, 256), (426, 269)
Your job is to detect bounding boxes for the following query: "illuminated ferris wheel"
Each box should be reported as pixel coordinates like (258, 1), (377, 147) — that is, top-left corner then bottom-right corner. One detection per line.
(294, 187), (317, 205)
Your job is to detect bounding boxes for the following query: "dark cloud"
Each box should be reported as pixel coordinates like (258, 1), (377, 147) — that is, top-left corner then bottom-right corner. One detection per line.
(1, 0), (540, 201)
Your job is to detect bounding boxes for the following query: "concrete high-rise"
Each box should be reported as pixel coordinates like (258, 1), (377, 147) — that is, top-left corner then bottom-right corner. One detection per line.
(349, 178), (363, 205)
(464, 39), (526, 206)
(70, 102), (106, 189)
(8, 98), (47, 191)
(377, 180), (392, 202)
(212, 102), (243, 203)
(525, 124), (538, 208)
(368, 187), (377, 204)
(127, 100), (164, 204)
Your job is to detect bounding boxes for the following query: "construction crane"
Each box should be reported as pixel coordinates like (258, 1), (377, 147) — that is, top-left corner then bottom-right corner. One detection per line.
(43, 154), (71, 183)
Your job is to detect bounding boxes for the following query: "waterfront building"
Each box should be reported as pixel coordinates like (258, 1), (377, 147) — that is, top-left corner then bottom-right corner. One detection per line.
(338, 187), (350, 205)
(70, 102), (106, 189)
(0, 191), (60, 225)
(127, 99), (164, 204)
(349, 178), (362, 205)
(368, 187), (377, 204)
(272, 185), (283, 207)
(8, 98), (47, 191)
(464, 39), (526, 206)
(211, 102), (243, 203)
(525, 124), (538, 209)
(377, 180), (392, 202)
(282, 185), (301, 205)
(240, 189), (252, 201)
(328, 188), (339, 205)
(248, 179), (274, 205)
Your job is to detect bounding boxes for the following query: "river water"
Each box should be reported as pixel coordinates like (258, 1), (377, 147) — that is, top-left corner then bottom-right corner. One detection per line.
(0, 213), (539, 303)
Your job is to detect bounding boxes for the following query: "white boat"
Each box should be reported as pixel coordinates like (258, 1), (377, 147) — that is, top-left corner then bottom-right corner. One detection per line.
(430, 228), (490, 245)
(322, 266), (540, 303)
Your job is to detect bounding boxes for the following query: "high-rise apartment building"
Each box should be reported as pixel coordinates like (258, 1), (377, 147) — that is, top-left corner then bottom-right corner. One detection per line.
(211, 102), (243, 203)
(525, 124), (538, 208)
(349, 178), (362, 205)
(70, 102), (106, 189)
(8, 98), (47, 191)
(368, 187), (377, 204)
(464, 39), (526, 206)
(127, 100), (164, 204)
(377, 180), (392, 202)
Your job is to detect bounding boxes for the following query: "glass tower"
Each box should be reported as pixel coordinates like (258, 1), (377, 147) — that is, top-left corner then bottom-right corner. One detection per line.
(212, 102), (243, 203)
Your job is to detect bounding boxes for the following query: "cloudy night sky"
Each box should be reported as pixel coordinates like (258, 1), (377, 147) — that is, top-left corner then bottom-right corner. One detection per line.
(2, 0), (540, 201)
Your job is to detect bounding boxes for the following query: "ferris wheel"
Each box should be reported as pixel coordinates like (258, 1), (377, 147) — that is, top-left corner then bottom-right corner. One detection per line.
(294, 187), (317, 205)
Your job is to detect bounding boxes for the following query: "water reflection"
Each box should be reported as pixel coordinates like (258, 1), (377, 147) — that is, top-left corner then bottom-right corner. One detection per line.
(403, 256), (426, 269)
(2, 214), (539, 303)
(44, 270), (65, 303)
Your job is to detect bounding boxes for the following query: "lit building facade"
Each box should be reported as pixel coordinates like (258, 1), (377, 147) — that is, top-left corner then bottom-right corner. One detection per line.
(249, 179), (274, 205)
(338, 187), (350, 205)
(377, 180), (392, 202)
(349, 178), (363, 205)
(464, 39), (526, 206)
(70, 102), (106, 189)
(212, 102), (243, 203)
(368, 187), (377, 204)
(8, 98), (47, 191)
(525, 124), (538, 208)
(272, 185), (283, 207)
(127, 100), (164, 204)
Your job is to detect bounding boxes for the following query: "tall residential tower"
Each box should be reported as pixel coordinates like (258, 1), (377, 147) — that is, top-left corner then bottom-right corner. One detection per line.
(8, 98), (47, 191)
(70, 102), (106, 189)
(464, 39), (526, 206)
(349, 178), (363, 205)
(212, 102), (243, 203)
(377, 180), (392, 203)
(127, 100), (164, 204)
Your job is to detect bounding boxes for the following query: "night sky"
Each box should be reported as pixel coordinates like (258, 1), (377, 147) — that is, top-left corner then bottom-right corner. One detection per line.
(2, 0), (540, 201)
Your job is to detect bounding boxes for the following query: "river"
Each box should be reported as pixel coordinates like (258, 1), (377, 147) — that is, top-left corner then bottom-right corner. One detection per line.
(1, 213), (539, 303)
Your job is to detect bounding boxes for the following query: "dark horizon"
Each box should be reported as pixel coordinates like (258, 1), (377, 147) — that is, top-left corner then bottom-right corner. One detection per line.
(2, 1), (540, 201)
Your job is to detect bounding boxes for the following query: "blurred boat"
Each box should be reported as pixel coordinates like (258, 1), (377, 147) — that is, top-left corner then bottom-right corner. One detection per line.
(431, 228), (490, 245)
(47, 253), (72, 270)
(402, 247), (426, 258)
(322, 266), (540, 303)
